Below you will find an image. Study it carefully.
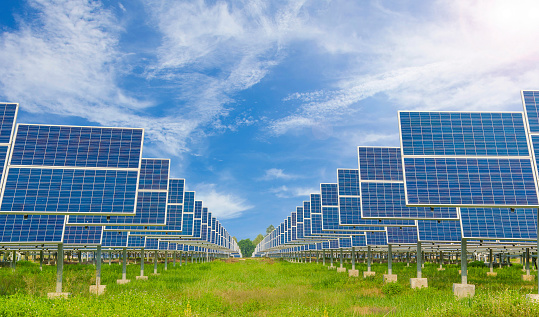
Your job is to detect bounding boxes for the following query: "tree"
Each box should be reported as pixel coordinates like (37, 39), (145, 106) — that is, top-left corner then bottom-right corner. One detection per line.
(266, 224), (275, 235)
(238, 239), (255, 258)
(232, 236), (237, 243)
(253, 234), (264, 246)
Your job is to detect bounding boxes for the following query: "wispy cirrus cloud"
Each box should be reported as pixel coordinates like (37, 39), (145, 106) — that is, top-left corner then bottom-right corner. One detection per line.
(260, 168), (300, 181)
(267, 0), (539, 136)
(194, 183), (254, 219)
(269, 185), (316, 199)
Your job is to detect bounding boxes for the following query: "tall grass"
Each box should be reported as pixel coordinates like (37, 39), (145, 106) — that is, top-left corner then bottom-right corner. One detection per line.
(0, 258), (538, 316)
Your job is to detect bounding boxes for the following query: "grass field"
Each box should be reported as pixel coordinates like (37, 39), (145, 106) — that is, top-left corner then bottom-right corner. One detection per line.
(1, 258), (539, 316)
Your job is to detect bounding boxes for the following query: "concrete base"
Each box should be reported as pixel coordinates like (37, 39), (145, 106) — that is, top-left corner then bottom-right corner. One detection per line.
(383, 274), (397, 283)
(328, 265), (335, 270)
(348, 269), (359, 277)
(89, 285), (106, 295)
(437, 268), (445, 271)
(522, 274), (534, 281)
(526, 294), (539, 302)
(410, 278), (428, 289)
(487, 272), (497, 277)
(47, 292), (70, 299)
(337, 267), (347, 273)
(453, 283), (475, 299)
(116, 279), (130, 284)
(363, 271), (376, 278)
(136, 276), (148, 280)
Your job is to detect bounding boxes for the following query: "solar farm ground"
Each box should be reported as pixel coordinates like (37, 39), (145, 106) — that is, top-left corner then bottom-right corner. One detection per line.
(1, 258), (539, 316)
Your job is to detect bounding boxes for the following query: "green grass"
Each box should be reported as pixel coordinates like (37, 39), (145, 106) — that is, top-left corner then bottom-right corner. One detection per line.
(0, 258), (538, 316)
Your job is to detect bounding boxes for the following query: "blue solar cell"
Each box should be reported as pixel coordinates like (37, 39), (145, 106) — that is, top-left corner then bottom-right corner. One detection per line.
(361, 182), (458, 219)
(399, 112), (529, 156)
(522, 90), (539, 133)
(168, 179), (185, 204)
(351, 234), (366, 247)
(145, 237), (158, 249)
(366, 231), (387, 246)
(337, 169), (360, 196)
(297, 207), (303, 223)
(127, 234), (145, 248)
(292, 212), (297, 226)
(64, 226), (102, 245)
(11, 125), (143, 168)
(297, 223), (304, 239)
(310, 195), (321, 213)
(339, 196), (415, 226)
(138, 159), (169, 190)
(1, 168), (138, 214)
(358, 147), (402, 181)
(303, 201), (311, 219)
(460, 207), (537, 240)
(417, 220), (461, 242)
(184, 192), (195, 213)
(403, 157), (538, 206)
(194, 201), (202, 219)
(321, 184), (338, 206)
(0, 214), (64, 244)
(386, 226), (417, 244)
(0, 104), (17, 144)
(329, 239), (339, 249)
(102, 231), (127, 247)
(339, 237), (352, 248)
(202, 207), (208, 224)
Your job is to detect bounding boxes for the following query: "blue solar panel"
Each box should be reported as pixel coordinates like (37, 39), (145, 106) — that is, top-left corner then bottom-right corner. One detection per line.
(386, 226), (417, 244)
(296, 207), (303, 223)
(138, 159), (169, 190)
(102, 231), (127, 247)
(337, 169), (360, 196)
(145, 237), (159, 250)
(417, 220), (461, 242)
(351, 234), (366, 247)
(0, 214), (64, 244)
(168, 179), (185, 204)
(329, 239), (339, 249)
(366, 231), (387, 246)
(358, 147), (402, 181)
(0, 104), (18, 144)
(194, 201), (202, 219)
(127, 234), (145, 248)
(522, 91), (539, 133)
(460, 207), (537, 240)
(64, 226), (102, 245)
(403, 157), (537, 206)
(304, 201), (311, 219)
(399, 111), (539, 208)
(339, 237), (352, 248)
(10, 125), (143, 168)
(400, 112), (528, 156)
(321, 184), (338, 206)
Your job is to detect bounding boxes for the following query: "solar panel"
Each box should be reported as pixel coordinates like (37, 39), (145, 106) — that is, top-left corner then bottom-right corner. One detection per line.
(67, 159), (170, 226)
(0, 214), (64, 244)
(399, 111), (539, 207)
(386, 226), (417, 244)
(459, 207), (537, 240)
(358, 147), (458, 220)
(339, 237), (352, 248)
(417, 220), (461, 242)
(351, 234), (366, 247)
(1, 124), (144, 215)
(63, 226), (102, 245)
(102, 231), (128, 248)
(366, 231), (387, 246)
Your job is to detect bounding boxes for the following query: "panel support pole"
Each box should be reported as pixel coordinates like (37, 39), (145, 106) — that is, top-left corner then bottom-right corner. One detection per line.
(417, 242), (422, 279)
(367, 246), (372, 272)
(351, 247), (356, 270)
(122, 248), (127, 280)
(461, 239), (467, 285)
(56, 244), (64, 293)
(96, 245), (102, 287)
(388, 244), (392, 275)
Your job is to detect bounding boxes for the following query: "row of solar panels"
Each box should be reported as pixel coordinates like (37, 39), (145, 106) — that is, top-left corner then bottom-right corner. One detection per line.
(254, 90), (539, 256)
(0, 103), (240, 257)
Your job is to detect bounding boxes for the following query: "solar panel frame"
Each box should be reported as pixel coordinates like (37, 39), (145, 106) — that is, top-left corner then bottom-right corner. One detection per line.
(398, 111), (539, 208)
(0, 124), (145, 215)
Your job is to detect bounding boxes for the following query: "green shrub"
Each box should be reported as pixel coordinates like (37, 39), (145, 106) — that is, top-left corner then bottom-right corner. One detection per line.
(468, 261), (487, 268)
(381, 282), (404, 296)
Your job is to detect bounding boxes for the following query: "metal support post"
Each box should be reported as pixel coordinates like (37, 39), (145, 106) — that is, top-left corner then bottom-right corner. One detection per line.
(173, 251), (176, 267)
(490, 249), (494, 273)
(461, 239), (467, 285)
(164, 251), (168, 271)
(388, 245), (392, 275)
(351, 247), (356, 270)
(40, 250), (44, 271)
(122, 248), (127, 280)
(154, 251), (158, 274)
(140, 248), (145, 276)
(56, 244), (64, 293)
(340, 248), (343, 268)
(417, 242), (422, 279)
(367, 246), (372, 272)
(527, 248), (530, 275)
(322, 250), (326, 266)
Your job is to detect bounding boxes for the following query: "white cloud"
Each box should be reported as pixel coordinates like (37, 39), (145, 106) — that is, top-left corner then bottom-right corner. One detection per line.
(261, 168), (299, 181)
(194, 183), (253, 219)
(267, 0), (539, 135)
(270, 185), (316, 199)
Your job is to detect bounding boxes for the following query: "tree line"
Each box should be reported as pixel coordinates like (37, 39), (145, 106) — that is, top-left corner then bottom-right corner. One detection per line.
(234, 225), (274, 258)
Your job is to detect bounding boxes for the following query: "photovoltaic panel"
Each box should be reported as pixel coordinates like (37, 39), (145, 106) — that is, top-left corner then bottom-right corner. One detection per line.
(102, 231), (128, 248)
(1, 124), (144, 215)
(459, 207), (537, 240)
(338, 169), (360, 196)
(366, 231), (387, 246)
(0, 214), (64, 244)
(145, 237), (159, 250)
(399, 111), (539, 207)
(0, 103), (18, 144)
(67, 159), (170, 226)
(321, 184), (338, 206)
(417, 220), (461, 242)
(329, 239), (339, 249)
(338, 196), (416, 226)
(358, 147), (458, 220)
(351, 234), (366, 247)
(127, 233), (145, 248)
(339, 237), (352, 248)
(63, 226), (102, 245)
(386, 226), (417, 244)
(522, 91), (539, 133)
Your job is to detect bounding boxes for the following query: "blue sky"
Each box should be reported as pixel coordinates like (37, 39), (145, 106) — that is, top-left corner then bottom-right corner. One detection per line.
(1, 0), (539, 240)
